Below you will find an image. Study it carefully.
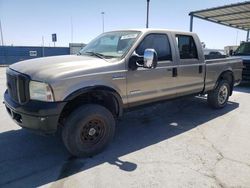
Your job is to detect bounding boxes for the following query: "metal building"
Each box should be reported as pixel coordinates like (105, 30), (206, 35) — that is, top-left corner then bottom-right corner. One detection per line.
(0, 46), (70, 65)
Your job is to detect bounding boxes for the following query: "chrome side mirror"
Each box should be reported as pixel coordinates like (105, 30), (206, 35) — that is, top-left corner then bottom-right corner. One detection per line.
(143, 49), (158, 69)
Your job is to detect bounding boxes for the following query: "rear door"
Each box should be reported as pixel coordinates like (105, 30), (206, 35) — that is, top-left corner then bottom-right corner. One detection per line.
(174, 34), (205, 96)
(127, 33), (177, 106)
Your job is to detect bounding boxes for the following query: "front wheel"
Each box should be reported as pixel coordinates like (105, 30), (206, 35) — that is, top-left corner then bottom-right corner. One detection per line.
(62, 104), (116, 157)
(207, 80), (230, 109)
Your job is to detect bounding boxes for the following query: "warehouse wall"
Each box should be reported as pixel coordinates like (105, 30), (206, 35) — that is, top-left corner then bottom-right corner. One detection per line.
(0, 46), (70, 65)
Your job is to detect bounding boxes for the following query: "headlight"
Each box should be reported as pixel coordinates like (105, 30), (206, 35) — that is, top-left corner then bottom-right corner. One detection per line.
(29, 81), (54, 102)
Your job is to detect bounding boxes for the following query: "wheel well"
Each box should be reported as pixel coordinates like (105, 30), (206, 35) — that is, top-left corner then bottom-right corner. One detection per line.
(217, 71), (234, 95)
(59, 89), (122, 125)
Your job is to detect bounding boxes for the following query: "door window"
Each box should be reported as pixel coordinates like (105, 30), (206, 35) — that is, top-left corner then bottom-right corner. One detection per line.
(136, 34), (172, 61)
(176, 35), (198, 59)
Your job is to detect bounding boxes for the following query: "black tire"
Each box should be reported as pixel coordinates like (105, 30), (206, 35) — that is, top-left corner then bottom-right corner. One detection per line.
(207, 80), (230, 109)
(62, 104), (115, 157)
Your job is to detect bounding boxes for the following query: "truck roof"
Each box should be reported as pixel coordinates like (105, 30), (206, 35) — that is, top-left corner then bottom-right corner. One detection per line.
(107, 28), (195, 35)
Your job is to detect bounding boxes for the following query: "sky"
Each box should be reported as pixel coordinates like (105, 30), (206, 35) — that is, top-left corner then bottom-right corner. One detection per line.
(0, 0), (248, 49)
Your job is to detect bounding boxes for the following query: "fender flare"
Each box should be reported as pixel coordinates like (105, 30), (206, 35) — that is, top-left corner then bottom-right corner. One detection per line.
(64, 86), (124, 117)
(214, 70), (234, 95)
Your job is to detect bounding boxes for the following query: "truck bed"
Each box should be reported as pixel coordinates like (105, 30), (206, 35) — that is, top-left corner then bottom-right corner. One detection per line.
(204, 57), (243, 92)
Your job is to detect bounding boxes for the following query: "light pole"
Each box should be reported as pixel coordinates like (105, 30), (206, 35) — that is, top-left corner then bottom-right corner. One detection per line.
(0, 19), (4, 46)
(146, 0), (150, 28)
(42, 36), (45, 57)
(101, 12), (105, 33)
(71, 16), (73, 43)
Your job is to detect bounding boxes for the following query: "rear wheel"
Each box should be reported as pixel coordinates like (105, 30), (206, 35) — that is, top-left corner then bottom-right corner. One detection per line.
(62, 104), (115, 157)
(207, 80), (230, 109)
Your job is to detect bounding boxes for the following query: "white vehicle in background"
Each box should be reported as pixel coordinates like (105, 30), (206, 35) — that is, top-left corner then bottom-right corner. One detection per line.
(203, 48), (226, 59)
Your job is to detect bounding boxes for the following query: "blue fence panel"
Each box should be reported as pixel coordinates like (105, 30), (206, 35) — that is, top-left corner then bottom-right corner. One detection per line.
(0, 46), (70, 65)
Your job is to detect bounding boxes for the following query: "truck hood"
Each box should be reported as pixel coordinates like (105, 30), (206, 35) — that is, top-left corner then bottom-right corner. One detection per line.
(10, 55), (115, 82)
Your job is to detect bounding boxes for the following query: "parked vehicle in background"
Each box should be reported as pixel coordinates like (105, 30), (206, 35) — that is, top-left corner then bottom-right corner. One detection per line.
(225, 45), (238, 56)
(232, 41), (250, 81)
(203, 48), (227, 59)
(4, 29), (243, 157)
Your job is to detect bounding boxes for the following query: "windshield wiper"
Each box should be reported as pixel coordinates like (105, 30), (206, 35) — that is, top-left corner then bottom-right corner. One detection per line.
(84, 51), (109, 61)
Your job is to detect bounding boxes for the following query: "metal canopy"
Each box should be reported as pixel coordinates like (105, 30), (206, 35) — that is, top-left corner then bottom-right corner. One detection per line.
(189, 1), (250, 40)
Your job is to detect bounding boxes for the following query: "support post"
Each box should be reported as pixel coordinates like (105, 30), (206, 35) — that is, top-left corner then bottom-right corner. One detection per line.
(247, 30), (249, 41)
(190, 15), (193, 32)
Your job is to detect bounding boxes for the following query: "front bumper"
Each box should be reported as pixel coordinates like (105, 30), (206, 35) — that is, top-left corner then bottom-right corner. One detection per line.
(4, 90), (66, 134)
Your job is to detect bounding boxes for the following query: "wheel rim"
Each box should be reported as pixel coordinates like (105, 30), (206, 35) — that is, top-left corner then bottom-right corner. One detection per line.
(218, 85), (228, 105)
(80, 118), (106, 146)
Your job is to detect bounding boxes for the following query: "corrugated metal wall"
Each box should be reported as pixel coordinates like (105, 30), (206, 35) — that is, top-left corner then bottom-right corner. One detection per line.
(0, 46), (70, 65)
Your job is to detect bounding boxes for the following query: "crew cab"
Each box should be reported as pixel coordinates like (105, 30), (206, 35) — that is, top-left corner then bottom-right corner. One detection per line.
(4, 29), (243, 157)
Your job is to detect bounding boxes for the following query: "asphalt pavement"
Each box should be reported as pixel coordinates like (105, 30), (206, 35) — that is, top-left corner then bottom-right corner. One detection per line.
(0, 67), (250, 188)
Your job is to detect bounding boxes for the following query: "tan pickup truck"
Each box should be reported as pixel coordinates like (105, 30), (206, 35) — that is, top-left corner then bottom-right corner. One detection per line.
(4, 29), (243, 157)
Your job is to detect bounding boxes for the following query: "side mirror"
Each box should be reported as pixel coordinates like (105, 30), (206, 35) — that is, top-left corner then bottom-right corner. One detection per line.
(128, 49), (158, 70)
(143, 49), (158, 69)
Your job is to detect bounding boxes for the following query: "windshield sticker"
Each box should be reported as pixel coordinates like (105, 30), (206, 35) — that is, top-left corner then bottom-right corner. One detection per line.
(120, 34), (138, 40)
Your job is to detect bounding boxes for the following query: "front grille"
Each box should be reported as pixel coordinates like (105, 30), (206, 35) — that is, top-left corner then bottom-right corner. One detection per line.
(6, 73), (18, 102)
(6, 69), (30, 103)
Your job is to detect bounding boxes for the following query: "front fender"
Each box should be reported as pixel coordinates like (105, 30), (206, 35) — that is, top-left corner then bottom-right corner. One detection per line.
(63, 85), (124, 117)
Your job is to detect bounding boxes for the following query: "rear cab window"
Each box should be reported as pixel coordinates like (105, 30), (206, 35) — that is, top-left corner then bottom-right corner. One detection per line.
(175, 35), (198, 59)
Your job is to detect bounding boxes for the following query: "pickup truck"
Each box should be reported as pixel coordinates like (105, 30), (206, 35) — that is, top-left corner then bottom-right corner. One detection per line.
(4, 29), (243, 157)
(232, 41), (250, 81)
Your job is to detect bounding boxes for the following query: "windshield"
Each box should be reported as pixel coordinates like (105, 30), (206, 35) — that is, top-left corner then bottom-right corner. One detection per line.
(234, 42), (250, 55)
(79, 31), (140, 59)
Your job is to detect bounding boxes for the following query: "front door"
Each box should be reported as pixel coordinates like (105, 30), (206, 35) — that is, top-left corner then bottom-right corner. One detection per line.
(127, 33), (177, 106)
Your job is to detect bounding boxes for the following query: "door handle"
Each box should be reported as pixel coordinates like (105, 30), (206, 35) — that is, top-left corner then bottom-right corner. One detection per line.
(172, 67), (178, 77)
(199, 65), (203, 74)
